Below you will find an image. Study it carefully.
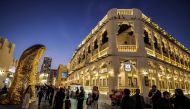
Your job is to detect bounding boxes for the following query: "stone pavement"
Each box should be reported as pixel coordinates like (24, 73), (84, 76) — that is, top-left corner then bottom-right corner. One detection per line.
(0, 98), (111, 109)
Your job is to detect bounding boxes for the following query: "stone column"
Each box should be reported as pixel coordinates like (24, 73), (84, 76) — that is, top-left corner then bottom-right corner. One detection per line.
(133, 14), (149, 101)
(106, 8), (119, 92)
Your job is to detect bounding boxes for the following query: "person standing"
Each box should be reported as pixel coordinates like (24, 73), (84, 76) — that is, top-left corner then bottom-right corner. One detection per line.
(86, 93), (93, 109)
(45, 87), (51, 100)
(54, 88), (65, 109)
(75, 87), (79, 98)
(77, 87), (85, 109)
(49, 86), (55, 106)
(157, 91), (173, 109)
(22, 85), (32, 109)
(120, 88), (135, 109)
(132, 89), (145, 109)
(148, 85), (161, 109)
(172, 89), (190, 109)
(92, 86), (99, 109)
(65, 96), (71, 109)
(37, 88), (44, 107)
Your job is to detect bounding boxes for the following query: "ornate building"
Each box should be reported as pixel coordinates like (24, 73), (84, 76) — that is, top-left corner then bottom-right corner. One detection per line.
(65, 8), (190, 97)
(39, 57), (52, 84)
(0, 37), (17, 88)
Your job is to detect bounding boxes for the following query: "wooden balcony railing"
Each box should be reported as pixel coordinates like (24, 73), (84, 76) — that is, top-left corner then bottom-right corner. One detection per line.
(117, 45), (137, 52)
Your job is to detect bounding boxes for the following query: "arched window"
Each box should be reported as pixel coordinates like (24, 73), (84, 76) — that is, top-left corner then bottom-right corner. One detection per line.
(82, 51), (85, 60)
(144, 30), (151, 45)
(118, 24), (131, 34)
(154, 37), (159, 50)
(102, 31), (108, 44)
(162, 41), (167, 55)
(94, 40), (98, 49)
(88, 46), (91, 53)
(180, 59), (184, 65)
(176, 56), (179, 63)
(78, 57), (81, 64)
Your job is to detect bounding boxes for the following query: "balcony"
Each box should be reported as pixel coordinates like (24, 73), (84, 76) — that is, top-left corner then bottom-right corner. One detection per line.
(91, 53), (99, 62)
(155, 52), (162, 60)
(100, 43), (108, 51)
(117, 9), (133, 15)
(90, 47), (109, 62)
(163, 56), (170, 63)
(171, 60), (176, 65)
(177, 62), (181, 67)
(117, 45), (137, 52)
(99, 47), (108, 57)
(145, 47), (155, 57)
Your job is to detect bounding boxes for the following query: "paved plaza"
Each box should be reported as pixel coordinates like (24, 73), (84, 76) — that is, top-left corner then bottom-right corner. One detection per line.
(0, 98), (111, 109)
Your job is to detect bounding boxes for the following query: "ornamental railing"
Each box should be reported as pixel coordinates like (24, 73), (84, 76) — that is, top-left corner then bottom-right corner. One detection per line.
(91, 53), (99, 62)
(90, 47), (109, 62)
(171, 60), (176, 65)
(164, 56), (170, 63)
(117, 9), (133, 15)
(145, 47), (155, 57)
(155, 52), (162, 60)
(117, 45), (137, 52)
(99, 47), (108, 57)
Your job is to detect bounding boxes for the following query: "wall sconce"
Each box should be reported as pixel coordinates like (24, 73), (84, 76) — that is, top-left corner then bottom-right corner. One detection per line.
(118, 73), (121, 77)
(174, 77), (177, 81)
(166, 76), (171, 79)
(142, 70), (148, 75)
(108, 69), (114, 76)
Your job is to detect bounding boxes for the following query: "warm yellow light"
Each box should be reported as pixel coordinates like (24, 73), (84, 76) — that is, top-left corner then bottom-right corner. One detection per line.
(142, 70), (148, 75)
(166, 76), (171, 79)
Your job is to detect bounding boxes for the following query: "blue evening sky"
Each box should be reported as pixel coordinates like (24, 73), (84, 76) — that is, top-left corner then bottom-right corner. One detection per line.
(0, 0), (190, 68)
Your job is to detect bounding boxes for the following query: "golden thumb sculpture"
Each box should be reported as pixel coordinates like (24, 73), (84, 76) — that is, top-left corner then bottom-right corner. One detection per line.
(0, 44), (46, 104)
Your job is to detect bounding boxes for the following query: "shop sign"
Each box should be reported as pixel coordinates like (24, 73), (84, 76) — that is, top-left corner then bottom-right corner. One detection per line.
(124, 63), (132, 71)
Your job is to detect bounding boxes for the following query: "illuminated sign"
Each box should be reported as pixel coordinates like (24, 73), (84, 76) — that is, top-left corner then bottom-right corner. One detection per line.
(124, 63), (131, 71)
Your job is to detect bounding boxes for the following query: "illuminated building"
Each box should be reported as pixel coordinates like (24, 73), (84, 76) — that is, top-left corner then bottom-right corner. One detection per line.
(56, 64), (68, 87)
(65, 8), (190, 97)
(40, 57), (52, 84)
(0, 37), (18, 88)
(49, 69), (57, 85)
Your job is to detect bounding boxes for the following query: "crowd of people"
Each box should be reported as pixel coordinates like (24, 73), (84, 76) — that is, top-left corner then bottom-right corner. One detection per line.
(148, 85), (190, 109)
(21, 85), (99, 109)
(2, 83), (190, 109)
(119, 85), (190, 109)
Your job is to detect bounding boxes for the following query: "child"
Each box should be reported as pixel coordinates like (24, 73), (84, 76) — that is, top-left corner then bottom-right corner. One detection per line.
(86, 93), (93, 109)
(65, 96), (71, 109)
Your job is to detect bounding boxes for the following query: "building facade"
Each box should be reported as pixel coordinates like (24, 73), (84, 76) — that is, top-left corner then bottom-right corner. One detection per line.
(39, 57), (52, 84)
(65, 8), (190, 97)
(0, 37), (17, 88)
(49, 69), (58, 86)
(56, 64), (68, 88)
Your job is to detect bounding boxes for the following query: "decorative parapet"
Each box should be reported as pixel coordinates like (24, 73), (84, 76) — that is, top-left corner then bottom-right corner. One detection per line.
(117, 45), (137, 52)
(117, 9), (133, 15)
(71, 9), (134, 61)
(141, 14), (190, 55)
